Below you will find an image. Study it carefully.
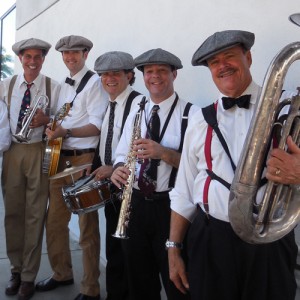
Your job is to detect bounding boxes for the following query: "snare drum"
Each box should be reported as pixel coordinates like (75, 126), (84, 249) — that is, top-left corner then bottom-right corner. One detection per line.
(62, 175), (113, 214)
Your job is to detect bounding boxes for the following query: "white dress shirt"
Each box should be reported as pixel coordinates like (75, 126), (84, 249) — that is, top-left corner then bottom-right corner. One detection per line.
(170, 81), (262, 222)
(57, 66), (108, 149)
(0, 73), (60, 143)
(0, 100), (11, 152)
(99, 86), (144, 165)
(114, 92), (200, 192)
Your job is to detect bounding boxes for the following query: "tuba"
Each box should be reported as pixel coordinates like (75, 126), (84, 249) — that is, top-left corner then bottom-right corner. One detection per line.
(13, 94), (49, 143)
(228, 42), (300, 244)
(113, 97), (147, 239)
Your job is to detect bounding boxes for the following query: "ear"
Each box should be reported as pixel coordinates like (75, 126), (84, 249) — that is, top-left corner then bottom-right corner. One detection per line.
(172, 70), (177, 80)
(83, 50), (89, 60)
(246, 50), (252, 67)
(127, 71), (133, 82)
(18, 54), (23, 63)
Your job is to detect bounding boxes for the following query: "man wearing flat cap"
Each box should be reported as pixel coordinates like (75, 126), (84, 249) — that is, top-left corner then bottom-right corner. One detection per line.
(168, 30), (298, 300)
(88, 50), (144, 300)
(36, 35), (108, 300)
(0, 37), (60, 300)
(111, 48), (199, 300)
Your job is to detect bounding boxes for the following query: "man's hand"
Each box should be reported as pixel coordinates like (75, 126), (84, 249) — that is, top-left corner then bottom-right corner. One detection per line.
(133, 138), (181, 168)
(92, 165), (113, 181)
(168, 248), (189, 294)
(45, 125), (67, 140)
(266, 136), (300, 184)
(29, 108), (50, 128)
(133, 138), (163, 160)
(111, 166), (130, 189)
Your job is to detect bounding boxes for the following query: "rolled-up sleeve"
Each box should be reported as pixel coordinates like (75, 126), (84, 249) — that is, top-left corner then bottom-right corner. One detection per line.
(170, 111), (207, 222)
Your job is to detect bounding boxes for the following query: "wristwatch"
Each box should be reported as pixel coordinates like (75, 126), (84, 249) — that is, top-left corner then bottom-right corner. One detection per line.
(165, 239), (183, 250)
(64, 129), (72, 139)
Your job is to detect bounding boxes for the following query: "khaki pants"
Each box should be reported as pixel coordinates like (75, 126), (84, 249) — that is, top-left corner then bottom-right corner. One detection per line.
(46, 153), (100, 296)
(2, 142), (48, 282)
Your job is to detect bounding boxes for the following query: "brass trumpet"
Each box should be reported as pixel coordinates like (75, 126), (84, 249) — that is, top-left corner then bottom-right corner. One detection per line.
(13, 94), (49, 143)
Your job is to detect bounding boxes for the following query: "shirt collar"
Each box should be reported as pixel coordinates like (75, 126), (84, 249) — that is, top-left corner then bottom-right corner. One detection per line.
(147, 92), (177, 113)
(18, 73), (43, 89)
(110, 85), (133, 107)
(218, 81), (261, 110)
(69, 65), (89, 87)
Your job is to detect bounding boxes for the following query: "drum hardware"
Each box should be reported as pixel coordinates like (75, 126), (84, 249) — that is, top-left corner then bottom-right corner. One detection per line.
(49, 161), (92, 181)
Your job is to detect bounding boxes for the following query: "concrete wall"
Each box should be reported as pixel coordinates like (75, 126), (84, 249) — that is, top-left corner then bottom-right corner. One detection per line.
(13, 0), (300, 261)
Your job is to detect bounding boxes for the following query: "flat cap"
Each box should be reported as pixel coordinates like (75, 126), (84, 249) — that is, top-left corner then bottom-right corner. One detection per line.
(94, 51), (135, 73)
(55, 35), (93, 52)
(192, 30), (255, 67)
(289, 13), (300, 27)
(12, 38), (51, 55)
(134, 48), (183, 71)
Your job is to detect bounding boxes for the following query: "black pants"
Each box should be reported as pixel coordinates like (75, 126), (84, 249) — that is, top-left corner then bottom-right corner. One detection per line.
(187, 209), (298, 300)
(105, 199), (129, 300)
(121, 189), (189, 300)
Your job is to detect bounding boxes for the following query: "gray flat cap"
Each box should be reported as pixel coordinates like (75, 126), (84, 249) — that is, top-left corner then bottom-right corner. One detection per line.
(192, 30), (255, 67)
(94, 51), (134, 73)
(134, 48), (183, 71)
(289, 13), (300, 27)
(12, 38), (51, 55)
(55, 35), (93, 52)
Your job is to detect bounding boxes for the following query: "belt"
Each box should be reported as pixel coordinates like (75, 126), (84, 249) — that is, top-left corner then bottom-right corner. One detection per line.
(61, 148), (95, 156)
(133, 188), (170, 201)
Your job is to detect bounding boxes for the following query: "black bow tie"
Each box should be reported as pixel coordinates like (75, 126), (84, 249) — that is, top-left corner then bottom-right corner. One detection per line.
(65, 77), (75, 86)
(222, 94), (251, 110)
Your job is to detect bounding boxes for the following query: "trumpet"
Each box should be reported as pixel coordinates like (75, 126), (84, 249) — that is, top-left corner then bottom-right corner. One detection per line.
(13, 94), (49, 143)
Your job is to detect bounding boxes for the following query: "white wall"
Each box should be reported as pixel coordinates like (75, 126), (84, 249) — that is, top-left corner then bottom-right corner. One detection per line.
(14, 0), (300, 106)
(13, 0), (300, 260)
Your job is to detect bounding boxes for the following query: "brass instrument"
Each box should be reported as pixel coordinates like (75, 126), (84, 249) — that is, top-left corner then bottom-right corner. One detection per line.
(13, 94), (49, 143)
(228, 42), (300, 244)
(113, 97), (146, 239)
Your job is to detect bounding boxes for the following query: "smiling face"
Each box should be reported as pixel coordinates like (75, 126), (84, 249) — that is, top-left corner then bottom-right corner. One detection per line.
(101, 70), (133, 100)
(62, 50), (88, 76)
(143, 64), (177, 103)
(19, 49), (45, 82)
(207, 45), (252, 98)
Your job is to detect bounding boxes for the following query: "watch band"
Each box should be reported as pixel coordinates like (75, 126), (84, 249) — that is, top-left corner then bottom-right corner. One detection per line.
(165, 239), (183, 250)
(64, 129), (72, 139)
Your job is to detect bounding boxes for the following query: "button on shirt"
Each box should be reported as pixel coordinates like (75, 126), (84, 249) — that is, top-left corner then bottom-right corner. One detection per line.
(170, 81), (261, 222)
(0, 74), (60, 143)
(99, 86), (144, 165)
(0, 100), (11, 152)
(57, 66), (108, 150)
(114, 92), (200, 192)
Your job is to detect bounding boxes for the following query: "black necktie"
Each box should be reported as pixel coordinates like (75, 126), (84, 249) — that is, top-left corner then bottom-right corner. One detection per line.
(222, 94), (251, 110)
(104, 101), (116, 165)
(138, 105), (160, 196)
(65, 77), (75, 86)
(16, 82), (33, 131)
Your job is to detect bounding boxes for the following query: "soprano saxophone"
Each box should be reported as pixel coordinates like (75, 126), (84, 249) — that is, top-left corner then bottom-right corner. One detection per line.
(113, 97), (146, 239)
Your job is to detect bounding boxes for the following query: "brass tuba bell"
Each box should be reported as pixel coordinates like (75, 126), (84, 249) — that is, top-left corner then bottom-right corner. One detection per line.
(228, 42), (300, 244)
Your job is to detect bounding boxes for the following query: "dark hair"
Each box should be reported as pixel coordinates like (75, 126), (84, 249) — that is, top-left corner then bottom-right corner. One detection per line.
(125, 69), (135, 86)
(141, 64), (175, 73)
(19, 49), (47, 57)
